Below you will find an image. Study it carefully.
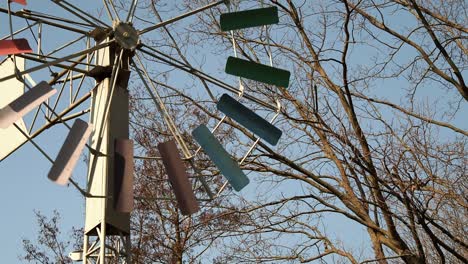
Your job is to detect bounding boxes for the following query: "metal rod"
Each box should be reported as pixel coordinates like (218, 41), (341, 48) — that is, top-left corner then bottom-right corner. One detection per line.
(55, 73), (86, 84)
(138, 45), (277, 111)
(0, 21), (39, 40)
(17, 9), (96, 27)
(139, 0), (225, 35)
(108, 0), (121, 21)
(72, 73), (89, 103)
(14, 54), (90, 74)
(132, 60), (215, 199)
(46, 35), (87, 57)
(0, 87), (94, 162)
(0, 41), (113, 83)
(50, 0), (102, 28)
(0, 8), (89, 35)
(52, 71), (72, 114)
(215, 102), (282, 197)
(7, 1), (14, 40)
(126, 0), (138, 23)
(57, 0), (109, 28)
(102, 0), (114, 21)
(51, 109), (91, 123)
(13, 124), (53, 162)
(37, 23), (43, 59)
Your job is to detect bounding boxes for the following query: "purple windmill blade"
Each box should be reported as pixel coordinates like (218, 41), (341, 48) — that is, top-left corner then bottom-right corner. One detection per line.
(0, 39), (32, 55)
(48, 119), (93, 185)
(0, 81), (56, 129)
(158, 140), (200, 216)
(114, 139), (134, 213)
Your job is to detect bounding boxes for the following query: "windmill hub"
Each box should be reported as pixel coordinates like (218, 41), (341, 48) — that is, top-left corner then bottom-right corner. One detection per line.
(113, 22), (139, 50)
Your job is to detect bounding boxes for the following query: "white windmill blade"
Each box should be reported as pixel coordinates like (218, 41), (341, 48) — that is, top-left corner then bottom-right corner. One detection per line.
(0, 57), (28, 160)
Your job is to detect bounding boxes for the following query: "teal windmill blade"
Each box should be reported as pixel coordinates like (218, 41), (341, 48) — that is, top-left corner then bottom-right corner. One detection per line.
(217, 94), (282, 145)
(225, 56), (290, 87)
(192, 124), (249, 192)
(220, 6), (279, 31)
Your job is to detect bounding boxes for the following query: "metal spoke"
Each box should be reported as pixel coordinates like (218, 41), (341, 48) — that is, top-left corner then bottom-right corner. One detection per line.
(12, 123), (89, 196)
(102, 0), (114, 21)
(1, 87), (95, 162)
(139, 0), (225, 35)
(0, 7), (89, 35)
(138, 44), (278, 111)
(107, 0), (121, 21)
(0, 21), (39, 40)
(0, 41), (113, 83)
(126, 0), (138, 23)
(50, 0), (109, 28)
(132, 55), (215, 199)
(18, 9), (95, 28)
(45, 35), (87, 57)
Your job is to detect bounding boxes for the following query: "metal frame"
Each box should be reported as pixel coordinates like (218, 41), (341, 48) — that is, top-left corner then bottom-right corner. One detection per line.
(1, 1), (285, 263)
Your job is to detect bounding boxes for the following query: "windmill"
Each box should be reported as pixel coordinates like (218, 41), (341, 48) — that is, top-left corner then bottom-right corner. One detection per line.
(0, 0), (290, 263)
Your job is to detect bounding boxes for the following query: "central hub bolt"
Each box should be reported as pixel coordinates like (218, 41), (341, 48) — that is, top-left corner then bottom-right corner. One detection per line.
(113, 21), (140, 50)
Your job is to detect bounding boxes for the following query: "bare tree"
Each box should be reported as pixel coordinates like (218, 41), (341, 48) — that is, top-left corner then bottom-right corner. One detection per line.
(21, 0), (467, 263)
(139, 0), (467, 263)
(21, 211), (82, 264)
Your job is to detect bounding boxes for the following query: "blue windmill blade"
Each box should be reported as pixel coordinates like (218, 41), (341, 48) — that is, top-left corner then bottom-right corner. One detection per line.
(225, 56), (290, 87)
(192, 125), (249, 192)
(217, 94), (282, 146)
(220, 6), (279, 31)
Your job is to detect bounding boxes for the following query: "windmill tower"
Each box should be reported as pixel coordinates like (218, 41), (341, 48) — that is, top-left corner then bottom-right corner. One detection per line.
(81, 27), (136, 263)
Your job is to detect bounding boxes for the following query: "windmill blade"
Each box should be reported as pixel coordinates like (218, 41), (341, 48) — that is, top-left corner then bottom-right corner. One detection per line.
(0, 57), (28, 160)
(0, 81), (56, 129)
(217, 93), (282, 146)
(114, 139), (134, 213)
(0, 39), (33, 55)
(9, 0), (27, 6)
(192, 124), (249, 192)
(158, 140), (200, 216)
(220, 6), (279, 31)
(48, 119), (93, 185)
(225, 56), (290, 87)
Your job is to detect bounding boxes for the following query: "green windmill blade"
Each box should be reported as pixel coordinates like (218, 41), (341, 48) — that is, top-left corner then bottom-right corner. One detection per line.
(220, 6), (279, 31)
(225, 56), (290, 87)
(192, 124), (249, 192)
(217, 94), (282, 146)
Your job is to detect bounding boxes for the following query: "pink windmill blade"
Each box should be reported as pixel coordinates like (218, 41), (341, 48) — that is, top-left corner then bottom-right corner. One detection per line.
(9, 0), (27, 5)
(0, 39), (33, 56)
